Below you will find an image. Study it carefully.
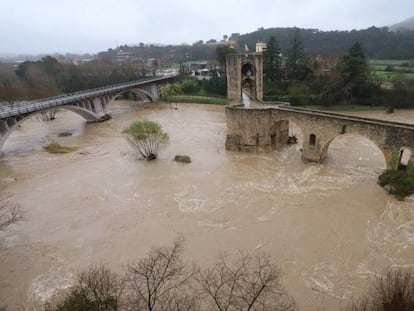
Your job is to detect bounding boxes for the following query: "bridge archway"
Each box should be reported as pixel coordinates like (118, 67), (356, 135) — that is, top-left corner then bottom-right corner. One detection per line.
(104, 88), (154, 112)
(269, 119), (304, 152)
(0, 106), (100, 151)
(321, 133), (387, 169)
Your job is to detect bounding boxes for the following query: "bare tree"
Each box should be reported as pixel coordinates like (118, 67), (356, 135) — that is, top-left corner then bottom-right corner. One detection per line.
(0, 203), (23, 231)
(45, 265), (123, 311)
(125, 238), (195, 311)
(344, 269), (414, 311)
(195, 252), (296, 311)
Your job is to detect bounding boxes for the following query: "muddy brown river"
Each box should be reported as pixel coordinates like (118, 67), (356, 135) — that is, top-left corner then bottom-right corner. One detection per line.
(1, 101), (414, 310)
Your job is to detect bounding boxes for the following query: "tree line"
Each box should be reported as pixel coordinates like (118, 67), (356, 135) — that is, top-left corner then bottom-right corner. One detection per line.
(262, 30), (414, 108)
(0, 56), (150, 104)
(29, 238), (414, 311)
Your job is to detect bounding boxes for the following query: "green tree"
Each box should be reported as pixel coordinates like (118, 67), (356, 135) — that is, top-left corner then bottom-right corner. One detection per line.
(125, 120), (169, 160)
(286, 28), (310, 80)
(340, 42), (372, 101)
(263, 36), (282, 82)
(216, 45), (235, 73)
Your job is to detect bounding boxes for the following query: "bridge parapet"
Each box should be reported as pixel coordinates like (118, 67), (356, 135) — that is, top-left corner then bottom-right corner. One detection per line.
(225, 105), (414, 168)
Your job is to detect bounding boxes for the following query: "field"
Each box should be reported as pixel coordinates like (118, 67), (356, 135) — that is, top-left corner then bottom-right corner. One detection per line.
(369, 59), (414, 81)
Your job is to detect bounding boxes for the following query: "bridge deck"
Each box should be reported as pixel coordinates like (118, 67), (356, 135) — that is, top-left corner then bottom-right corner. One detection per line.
(234, 102), (414, 130)
(0, 75), (177, 119)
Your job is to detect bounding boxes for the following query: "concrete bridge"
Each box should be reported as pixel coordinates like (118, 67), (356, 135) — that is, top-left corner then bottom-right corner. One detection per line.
(225, 104), (414, 168)
(0, 75), (177, 151)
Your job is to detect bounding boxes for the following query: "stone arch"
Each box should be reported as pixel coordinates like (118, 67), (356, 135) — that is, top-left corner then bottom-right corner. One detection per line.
(0, 106), (100, 151)
(320, 133), (387, 167)
(108, 88), (153, 106)
(269, 118), (305, 151)
(241, 62), (256, 77)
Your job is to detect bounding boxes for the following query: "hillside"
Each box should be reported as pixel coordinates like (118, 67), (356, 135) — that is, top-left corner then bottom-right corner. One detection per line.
(390, 16), (414, 31)
(235, 26), (414, 59)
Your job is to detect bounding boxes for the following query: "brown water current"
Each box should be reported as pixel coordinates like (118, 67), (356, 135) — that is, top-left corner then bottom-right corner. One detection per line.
(1, 102), (414, 310)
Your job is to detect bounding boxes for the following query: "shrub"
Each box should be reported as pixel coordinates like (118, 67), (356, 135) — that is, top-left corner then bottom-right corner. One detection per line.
(378, 169), (414, 200)
(125, 120), (169, 160)
(179, 78), (200, 94)
(167, 95), (228, 105)
(43, 141), (78, 154)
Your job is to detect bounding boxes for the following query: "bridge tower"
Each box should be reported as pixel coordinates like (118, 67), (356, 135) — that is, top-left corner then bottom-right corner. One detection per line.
(226, 50), (263, 103)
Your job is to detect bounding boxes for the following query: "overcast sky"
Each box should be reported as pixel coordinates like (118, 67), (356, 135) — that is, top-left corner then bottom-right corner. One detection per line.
(1, 0), (413, 55)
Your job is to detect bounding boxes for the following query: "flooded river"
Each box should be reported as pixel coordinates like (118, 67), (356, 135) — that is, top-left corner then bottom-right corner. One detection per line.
(1, 102), (414, 310)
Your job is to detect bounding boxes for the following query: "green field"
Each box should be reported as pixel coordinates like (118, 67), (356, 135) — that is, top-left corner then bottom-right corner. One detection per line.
(369, 59), (414, 81)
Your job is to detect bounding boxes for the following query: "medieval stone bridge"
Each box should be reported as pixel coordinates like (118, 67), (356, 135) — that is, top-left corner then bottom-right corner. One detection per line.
(0, 75), (177, 151)
(225, 104), (414, 168)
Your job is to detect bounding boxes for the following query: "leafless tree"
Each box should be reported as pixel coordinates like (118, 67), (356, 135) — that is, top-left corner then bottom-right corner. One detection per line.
(125, 238), (196, 311)
(78, 265), (124, 309)
(195, 252), (296, 311)
(45, 265), (123, 311)
(344, 269), (414, 311)
(0, 203), (23, 231)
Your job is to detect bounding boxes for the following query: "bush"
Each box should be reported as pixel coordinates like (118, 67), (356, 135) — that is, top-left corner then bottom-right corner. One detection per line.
(43, 141), (78, 154)
(125, 120), (169, 160)
(378, 169), (414, 199)
(179, 78), (200, 94)
(167, 95), (228, 105)
(201, 74), (227, 96)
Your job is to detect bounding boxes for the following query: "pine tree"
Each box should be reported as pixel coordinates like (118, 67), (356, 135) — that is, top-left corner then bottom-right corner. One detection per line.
(263, 36), (282, 82)
(340, 42), (371, 100)
(286, 28), (309, 80)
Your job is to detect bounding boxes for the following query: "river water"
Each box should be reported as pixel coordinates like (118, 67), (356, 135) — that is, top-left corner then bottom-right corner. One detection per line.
(1, 102), (414, 310)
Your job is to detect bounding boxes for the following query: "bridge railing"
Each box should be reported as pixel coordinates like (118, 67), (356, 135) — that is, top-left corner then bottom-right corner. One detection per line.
(0, 74), (178, 119)
(275, 105), (414, 129)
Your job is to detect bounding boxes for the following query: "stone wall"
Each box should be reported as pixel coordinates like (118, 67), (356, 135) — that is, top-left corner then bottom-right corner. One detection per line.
(226, 53), (263, 103)
(225, 105), (414, 167)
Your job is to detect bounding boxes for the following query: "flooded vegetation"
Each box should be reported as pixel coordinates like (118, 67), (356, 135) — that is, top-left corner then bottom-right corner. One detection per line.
(1, 101), (414, 310)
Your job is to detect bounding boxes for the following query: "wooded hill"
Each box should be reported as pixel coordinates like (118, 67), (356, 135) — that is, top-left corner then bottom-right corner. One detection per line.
(234, 26), (414, 59)
(101, 26), (414, 64)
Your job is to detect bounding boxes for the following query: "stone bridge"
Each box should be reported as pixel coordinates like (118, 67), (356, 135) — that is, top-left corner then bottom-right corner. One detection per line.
(0, 75), (177, 151)
(225, 104), (414, 168)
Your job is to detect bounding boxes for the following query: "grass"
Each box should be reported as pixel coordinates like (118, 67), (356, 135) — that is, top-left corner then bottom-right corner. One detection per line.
(166, 95), (229, 105)
(43, 141), (78, 154)
(369, 59), (414, 81)
(302, 104), (385, 112)
(369, 59), (413, 66)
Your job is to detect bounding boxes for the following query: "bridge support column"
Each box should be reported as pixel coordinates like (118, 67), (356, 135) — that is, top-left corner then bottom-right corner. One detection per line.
(149, 84), (159, 100)
(0, 119), (9, 138)
(302, 134), (323, 163)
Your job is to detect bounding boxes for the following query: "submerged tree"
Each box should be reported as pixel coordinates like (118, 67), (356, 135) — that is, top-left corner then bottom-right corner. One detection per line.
(125, 120), (169, 160)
